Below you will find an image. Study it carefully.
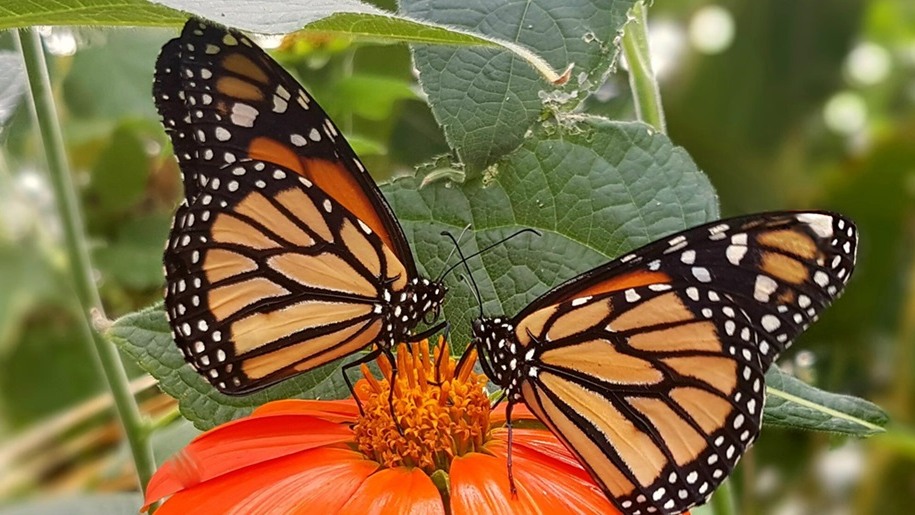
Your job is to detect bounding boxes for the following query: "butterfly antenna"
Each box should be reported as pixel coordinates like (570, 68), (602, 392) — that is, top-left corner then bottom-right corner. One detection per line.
(442, 231), (485, 318)
(439, 227), (542, 280)
(436, 223), (472, 282)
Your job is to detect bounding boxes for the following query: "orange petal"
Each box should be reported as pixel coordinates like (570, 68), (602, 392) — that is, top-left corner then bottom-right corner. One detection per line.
(485, 428), (621, 514)
(339, 467), (445, 515)
(450, 453), (545, 514)
(251, 399), (360, 422)
(154, 447), (379, 515)
(145, 413), (353, 507)
(491, 427), (595, 473)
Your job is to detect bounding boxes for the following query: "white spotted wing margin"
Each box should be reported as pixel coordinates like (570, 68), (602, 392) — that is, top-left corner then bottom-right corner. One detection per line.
(153, 38), (210, 201)
(482, 211), (857, 514)
(164, 160), (407, 394)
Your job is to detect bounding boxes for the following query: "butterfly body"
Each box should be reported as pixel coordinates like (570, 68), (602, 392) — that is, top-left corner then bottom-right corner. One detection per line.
(472, 211), (857, 514)
(155, 19), (445, 394)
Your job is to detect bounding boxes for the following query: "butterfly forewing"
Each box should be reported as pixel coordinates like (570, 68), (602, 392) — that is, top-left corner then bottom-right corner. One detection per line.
(154, 20), (415, 273)
(477, 211), (857, 514)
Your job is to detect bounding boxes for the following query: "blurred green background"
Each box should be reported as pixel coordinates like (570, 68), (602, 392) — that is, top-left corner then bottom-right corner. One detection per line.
(0, 0), (913, 513)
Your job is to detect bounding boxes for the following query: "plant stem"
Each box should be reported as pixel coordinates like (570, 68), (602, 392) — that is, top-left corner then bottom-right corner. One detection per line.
(621, 1), (667, 133)
(15, 28), (157, 495)
(710, 478), (738, 515)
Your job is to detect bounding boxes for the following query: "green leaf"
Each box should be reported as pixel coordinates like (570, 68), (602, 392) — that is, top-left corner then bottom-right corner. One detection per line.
(304, 13), (571, 83)
(403, 0), (637, 172)
(107, 305), (352, 430)
(384, 118), (718, 346)
(0, 1), (183, 30)
(0, 494), (142, 515)
(763, 366), (888, 436)
(62, 29), (169, 120)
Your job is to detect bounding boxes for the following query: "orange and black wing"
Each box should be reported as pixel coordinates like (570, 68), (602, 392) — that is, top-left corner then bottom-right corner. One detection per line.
(154, 19), (443, 394)
(164, 159), (410, 393)
(153, 19), (416, 274)
(511, 211), (856, 514)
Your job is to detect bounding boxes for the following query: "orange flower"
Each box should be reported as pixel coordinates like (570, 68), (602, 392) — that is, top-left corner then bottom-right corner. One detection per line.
(144, 339), (621, 514)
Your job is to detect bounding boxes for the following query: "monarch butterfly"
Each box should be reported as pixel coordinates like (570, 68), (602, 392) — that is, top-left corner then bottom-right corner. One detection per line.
(153, 19), (445, 394)
(469, 211), (857, 514)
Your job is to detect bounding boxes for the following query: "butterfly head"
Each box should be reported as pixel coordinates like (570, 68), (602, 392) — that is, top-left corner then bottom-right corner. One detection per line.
(412, 277), (447, 325)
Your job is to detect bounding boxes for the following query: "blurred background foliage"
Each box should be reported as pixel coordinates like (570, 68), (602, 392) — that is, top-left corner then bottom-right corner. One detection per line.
(0, 0), (913, 514)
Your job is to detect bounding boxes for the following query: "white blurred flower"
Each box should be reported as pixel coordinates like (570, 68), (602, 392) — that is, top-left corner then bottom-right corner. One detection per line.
(845, 42), (891, 86)
(689, 5), (735, 55)
(814, 443), (864, 496)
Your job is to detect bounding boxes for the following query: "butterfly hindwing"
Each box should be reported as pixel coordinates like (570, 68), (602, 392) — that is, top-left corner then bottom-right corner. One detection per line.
(165, 159), (411, 393)
(518, 283), (767, 513)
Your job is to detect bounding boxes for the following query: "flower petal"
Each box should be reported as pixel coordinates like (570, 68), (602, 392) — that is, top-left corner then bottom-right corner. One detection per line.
(339, 467), (445, 515)
(484, 428), (621, 514)
(491, 427), (595, 473)
(154, 447), (379, 514)
(451, 428), (623, 514)
(145, 413), (353, 507)
(251, 399), (360, 422)
(450, 453), (545, 514)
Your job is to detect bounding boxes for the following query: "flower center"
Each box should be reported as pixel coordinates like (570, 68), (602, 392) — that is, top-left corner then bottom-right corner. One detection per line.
(352, 339), (491, 475)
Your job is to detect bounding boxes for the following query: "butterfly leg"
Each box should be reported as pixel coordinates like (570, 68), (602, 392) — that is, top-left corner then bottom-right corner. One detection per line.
(431, 321), (453, 385)
(505, 400), (518, 497)
(380, 345), (407, 436)
(340, 346), (384, 415)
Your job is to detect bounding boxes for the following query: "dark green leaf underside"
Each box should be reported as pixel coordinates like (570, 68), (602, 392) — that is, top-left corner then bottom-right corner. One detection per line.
(763, 366), (888, 436)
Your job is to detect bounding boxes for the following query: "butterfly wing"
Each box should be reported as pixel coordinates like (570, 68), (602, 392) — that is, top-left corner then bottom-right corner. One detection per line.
(165, 159), (411, 393)
(155, 19), (438, 394)
(510, 211), (856, 514)
(153, 19), (416, 275)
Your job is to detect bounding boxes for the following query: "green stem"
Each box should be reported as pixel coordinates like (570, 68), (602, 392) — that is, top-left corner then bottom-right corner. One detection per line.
(621, 1), (667, 133)
(15, 28), (157, 495)
(709, 478), (738, 515)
